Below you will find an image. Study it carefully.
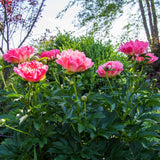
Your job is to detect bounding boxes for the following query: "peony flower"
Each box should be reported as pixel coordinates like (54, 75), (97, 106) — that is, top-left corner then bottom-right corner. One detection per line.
(56, 49), (94, 73)
(96, 61), (123, 78)
(13, 60), (48, 82)
(119, 39), (149, 56)
(135, 53), (158, 64)
(3, 46), (34, 64)
(40, 49), (60, 61)
(135, 56), (145, 62)
(145, 53), (158, 64)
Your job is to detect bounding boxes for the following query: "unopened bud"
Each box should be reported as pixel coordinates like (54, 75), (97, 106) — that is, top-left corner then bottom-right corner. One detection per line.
(0, 119), (6, 124)
(40, 58), (48, 64)
(32, 55), (40, 61)
(81, 95), (87, 102)
(69, 81), (74, 85)
(65, 70), (74, 75)
(153, 79), (157, 82)
(77, 75), (81, 79)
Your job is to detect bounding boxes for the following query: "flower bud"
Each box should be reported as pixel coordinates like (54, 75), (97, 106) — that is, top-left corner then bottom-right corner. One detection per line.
(77, 75), (81, 79)
(40, 58), (48, 64)
(81, 95), (87, 102)
(0, 119), (6, 124)
(153, 79), (157, 82)
(31, 55), (40, 61)
(69, 81), (74, 85)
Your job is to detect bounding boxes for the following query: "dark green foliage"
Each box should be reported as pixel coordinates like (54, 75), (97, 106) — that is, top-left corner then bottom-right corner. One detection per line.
(35, 31), (129, 92)
(0, 32), (160, 159)
(35, 31), (116, 63)
(0, 66), (160, 159)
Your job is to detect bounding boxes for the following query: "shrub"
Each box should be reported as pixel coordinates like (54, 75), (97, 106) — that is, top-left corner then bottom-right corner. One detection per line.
(0, 39), (159, 160)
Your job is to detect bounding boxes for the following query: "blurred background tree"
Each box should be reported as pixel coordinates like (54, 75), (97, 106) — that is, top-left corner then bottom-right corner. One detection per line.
(0, 0), (45, 53)
(57, 0), (160, 72)
(0, 0), (45, 89)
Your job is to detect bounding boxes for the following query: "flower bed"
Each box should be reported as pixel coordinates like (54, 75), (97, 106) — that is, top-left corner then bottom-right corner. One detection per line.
(0, 39), (159, 160)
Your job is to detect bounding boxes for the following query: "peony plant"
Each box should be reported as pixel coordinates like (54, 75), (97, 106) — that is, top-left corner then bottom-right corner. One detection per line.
(96, 61), (123, 78)
(40, 49), (60, 61)
(13, 60), (48, 82)
(119, 39), (149, 56)
(3, 46), (34, 64)
(135, 53), (158, 64)
(56, 49), (94, 73)
(0, 39), (160, 160)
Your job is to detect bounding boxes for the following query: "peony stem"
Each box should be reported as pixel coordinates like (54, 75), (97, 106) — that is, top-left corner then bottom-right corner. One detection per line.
(52, 69), (61, 87)
(84, 101), (87, 122)
(10, 83), (17, 94)
(28, 82), (32, 109)
(0, 70), (8, 91)
(33, 83), (38, 106)
(4, 123), (33, 137)
(72, 75), (81, 120)
(106, 74), (115, 97)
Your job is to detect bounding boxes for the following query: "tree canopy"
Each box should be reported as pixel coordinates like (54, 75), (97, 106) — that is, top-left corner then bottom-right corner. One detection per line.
(0, 0), (45, 54)
(58, 0), (160, 75)
(58, 0), (159, 46)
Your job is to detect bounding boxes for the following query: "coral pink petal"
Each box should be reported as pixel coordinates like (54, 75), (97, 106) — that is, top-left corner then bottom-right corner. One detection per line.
(56, 49), (94, 73)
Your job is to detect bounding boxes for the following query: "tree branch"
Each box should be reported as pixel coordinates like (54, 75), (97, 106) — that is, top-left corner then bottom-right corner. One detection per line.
(18, 0), (45, 48)
(4, 0), (10, 50)
(0, 47), (4, 54)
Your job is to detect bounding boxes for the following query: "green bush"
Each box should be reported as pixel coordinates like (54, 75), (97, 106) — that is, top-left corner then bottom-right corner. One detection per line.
(0, 34), (159, 160)
(35, 31), (130, 92)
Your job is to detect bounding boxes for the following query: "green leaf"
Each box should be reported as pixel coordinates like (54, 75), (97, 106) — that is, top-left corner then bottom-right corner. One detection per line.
(87, 123), (96, 131)
(88, 112), (105, 120)
(99, 133), (109, 139)
(0, 114), (15, 121)
(55, 155), (68, 160)
(112, 124), (126, 131)
(6, 93), (23, 98)
(39, 137), (47, 148)
(65, 108), (74, 120)
(33, 121), (40, 131)
(78, 123), (85, 133)
(138, 131), (160, 138)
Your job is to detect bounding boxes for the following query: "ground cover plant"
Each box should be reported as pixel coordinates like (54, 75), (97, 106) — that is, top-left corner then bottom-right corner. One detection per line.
(0, 36), (160, 160)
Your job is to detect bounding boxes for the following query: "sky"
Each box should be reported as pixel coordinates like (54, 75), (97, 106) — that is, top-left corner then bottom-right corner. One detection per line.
(9, 0), (148, 49)
(29, 0), (147, 46)
(29, 0), (82, 41)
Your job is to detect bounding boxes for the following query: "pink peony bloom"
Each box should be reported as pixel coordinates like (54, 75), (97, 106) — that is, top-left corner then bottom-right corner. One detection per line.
(14, 60), (48, 82)
(135, 56), (145, 62)
(40, 49), (60, 61)
(134, 53), (158, 64)
(96, 61), (123, 78)
(145, 53), (158, 64)
(3, 46), (34, 64)
(119, 39), (149, 56)
(56, 49), (94, 73)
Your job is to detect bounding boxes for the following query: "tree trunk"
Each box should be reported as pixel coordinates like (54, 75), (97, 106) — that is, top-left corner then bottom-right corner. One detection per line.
(138, 0), (151, 44)
(139, 0), (160, 55)
(149, 0), (160, 73)
(146, 0), (154, 40)
(139, 0), (160, 80)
